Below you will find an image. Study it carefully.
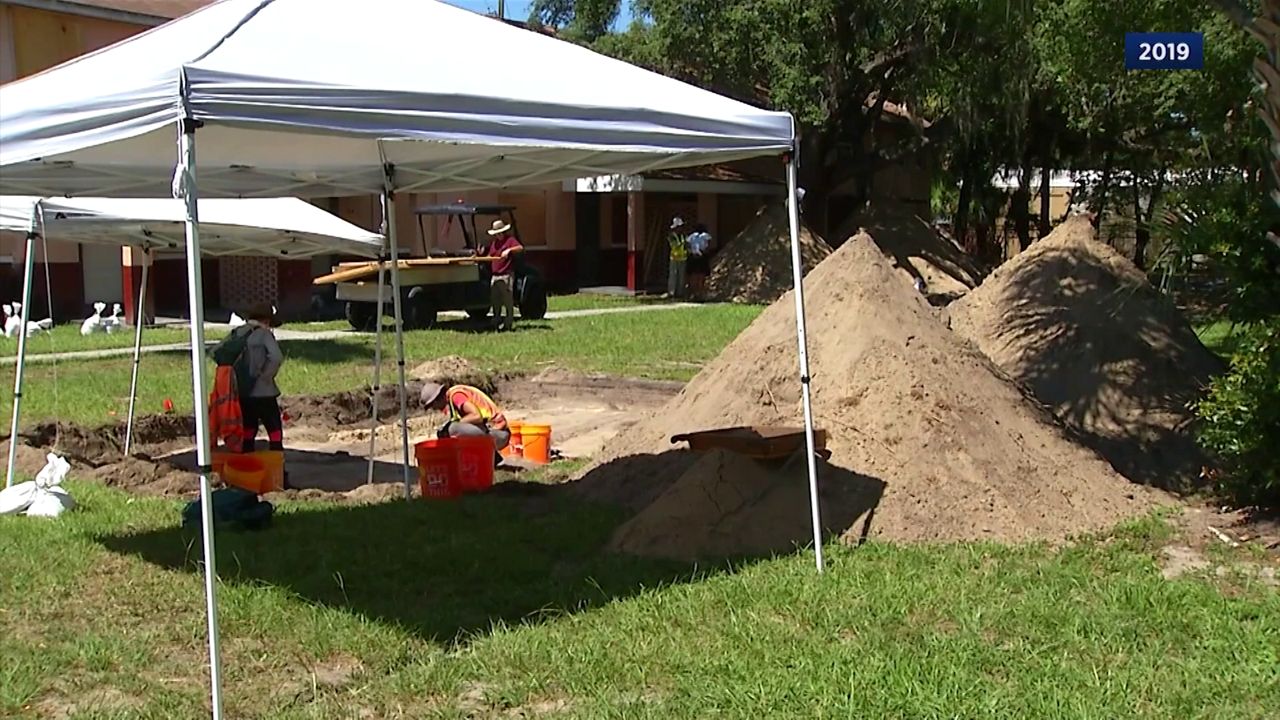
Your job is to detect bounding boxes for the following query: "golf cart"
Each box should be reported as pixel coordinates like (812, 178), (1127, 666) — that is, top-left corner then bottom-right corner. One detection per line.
(313, 203), (548, 331)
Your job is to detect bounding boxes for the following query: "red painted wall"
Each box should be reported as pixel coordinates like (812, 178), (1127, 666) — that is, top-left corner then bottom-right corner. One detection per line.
(152, 258), (220, 318)
(276, 259), (314, 320)
(522, 251), (576, 293)
(28, 263), (82, 320)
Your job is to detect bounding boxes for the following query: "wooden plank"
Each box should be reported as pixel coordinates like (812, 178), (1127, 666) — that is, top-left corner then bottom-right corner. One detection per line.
(314, 257), (501, 285)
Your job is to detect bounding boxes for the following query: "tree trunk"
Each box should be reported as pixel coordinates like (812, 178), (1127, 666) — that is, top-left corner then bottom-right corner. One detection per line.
(1038, 163), (1052, 237)
(1013, 159), (1033, 251)
(1093, 148), (1115, 236)
(1132, 170), (1166, 271)
(955, 167), (974, 252)
(1132, 182), (1149, 270)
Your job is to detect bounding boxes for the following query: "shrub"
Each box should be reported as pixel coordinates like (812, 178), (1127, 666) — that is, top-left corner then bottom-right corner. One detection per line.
(1196, 319), (1280, 507)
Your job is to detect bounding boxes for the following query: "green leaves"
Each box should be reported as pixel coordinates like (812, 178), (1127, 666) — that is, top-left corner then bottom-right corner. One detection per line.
(1197, 319), (1280, 505)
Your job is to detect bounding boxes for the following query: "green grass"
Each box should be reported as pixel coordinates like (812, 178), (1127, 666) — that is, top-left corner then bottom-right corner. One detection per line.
(1196, 320), (1245, 360)
(0, 305), (761, 427)
(546, 292), (665, 313)
(1, 484), (1276, 718)
(2, 324), (228, 356)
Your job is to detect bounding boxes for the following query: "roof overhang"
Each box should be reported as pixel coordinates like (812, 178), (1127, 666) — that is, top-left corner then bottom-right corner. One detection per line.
(2, 0), (168, 26)
(566, 173), (784, 196)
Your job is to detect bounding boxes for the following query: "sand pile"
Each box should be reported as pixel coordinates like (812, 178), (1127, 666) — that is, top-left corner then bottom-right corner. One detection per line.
(609, 449), (884, 561)
(576, 231), (1163, 555)
(858, 206), (985, 304)
(410, 355), (499, 395)
(704, 203), (831, 305)
(948, 215), (1223, 490)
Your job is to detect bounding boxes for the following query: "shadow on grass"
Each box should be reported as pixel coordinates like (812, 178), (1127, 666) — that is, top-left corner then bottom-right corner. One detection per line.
(98, 448), (883, 644)
(148, 338), (374, 365)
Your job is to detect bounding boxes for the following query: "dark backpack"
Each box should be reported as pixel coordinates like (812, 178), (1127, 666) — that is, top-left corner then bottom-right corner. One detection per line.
(182, 487), (274, 531)
(209, 326), (257, 396)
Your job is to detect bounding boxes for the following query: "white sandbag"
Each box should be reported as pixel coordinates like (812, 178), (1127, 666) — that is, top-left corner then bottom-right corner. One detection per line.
(25, 487), (75, 517)
(0, 480), (37, 515)
(34, 453), (70, 488)
(17, 453), (75, 518)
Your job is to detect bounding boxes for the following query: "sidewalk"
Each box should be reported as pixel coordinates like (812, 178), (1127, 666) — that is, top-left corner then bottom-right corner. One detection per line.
(1, 302), (704, 365)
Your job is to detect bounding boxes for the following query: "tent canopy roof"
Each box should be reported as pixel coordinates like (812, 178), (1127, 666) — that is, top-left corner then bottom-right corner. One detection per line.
(0, 0), (794, 199)
(0, 196), (384, 258)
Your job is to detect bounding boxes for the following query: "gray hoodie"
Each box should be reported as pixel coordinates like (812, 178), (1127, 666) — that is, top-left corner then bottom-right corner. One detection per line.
(242, 321), (283, 398)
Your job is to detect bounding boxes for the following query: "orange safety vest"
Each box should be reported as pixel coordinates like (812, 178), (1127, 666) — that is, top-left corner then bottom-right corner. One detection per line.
(446, 385), (507, 430)
(209, 365), (245, 453)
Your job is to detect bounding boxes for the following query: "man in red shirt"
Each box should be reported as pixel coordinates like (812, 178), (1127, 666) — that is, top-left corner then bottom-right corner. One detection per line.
(483, 219), (524, 331)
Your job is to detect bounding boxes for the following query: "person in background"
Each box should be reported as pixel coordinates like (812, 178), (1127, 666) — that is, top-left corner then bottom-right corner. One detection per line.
(685, 222), (713, 300)
(238, 303), (286, 455)
(484, 218), (523, 332)
(667, 216), (688, 298)
(421, 381), (510, 466)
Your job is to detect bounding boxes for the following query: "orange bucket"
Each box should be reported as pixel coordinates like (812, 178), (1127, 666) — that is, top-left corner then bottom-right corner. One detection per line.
(251, 450), (285, 492)
(415, 439), (462, 499)
(503, 421), (524, 458)
(520, 423), (552, 465)
(453, 436), (496, 493)
(222, 455), (271, 494)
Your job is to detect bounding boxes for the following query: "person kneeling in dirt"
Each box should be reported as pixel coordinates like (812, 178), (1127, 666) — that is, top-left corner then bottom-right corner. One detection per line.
(420, 382), (510, 465)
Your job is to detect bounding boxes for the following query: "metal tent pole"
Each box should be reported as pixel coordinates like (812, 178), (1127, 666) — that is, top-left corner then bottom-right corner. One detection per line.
(367, 256), (387, 485)
(5, 230), (39, 489)
(785, 153), (825, 574)
(380, 180), (413, 500)
(177, 116), (225, 720)
(123, 249), (152, 456)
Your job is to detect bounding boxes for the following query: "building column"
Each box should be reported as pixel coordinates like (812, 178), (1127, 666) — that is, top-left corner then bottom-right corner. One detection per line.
(626, 191), (645, 291)
(121, 246), (154, 326)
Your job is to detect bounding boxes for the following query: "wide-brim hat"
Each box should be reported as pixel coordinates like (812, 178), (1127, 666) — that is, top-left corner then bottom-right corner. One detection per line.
(487, 219), (513, 236)
(420, 382), (446, 407)
(670, 217), (685, 229)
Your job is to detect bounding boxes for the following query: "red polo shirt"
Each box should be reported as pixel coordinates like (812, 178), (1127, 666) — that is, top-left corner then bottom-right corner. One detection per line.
(486, 234), (522, 276)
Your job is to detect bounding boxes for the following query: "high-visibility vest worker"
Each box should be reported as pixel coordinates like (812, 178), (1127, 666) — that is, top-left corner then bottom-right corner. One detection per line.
(443, 385), (507, 430)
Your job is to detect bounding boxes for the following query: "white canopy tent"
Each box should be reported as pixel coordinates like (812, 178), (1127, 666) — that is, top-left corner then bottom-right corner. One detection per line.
(0, 1), (821, 716)
(0, 195), (393, 493)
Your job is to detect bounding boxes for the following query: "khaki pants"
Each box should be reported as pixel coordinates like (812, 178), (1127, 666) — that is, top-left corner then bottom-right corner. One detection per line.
(448, 420), (511, 451)
(491, 274), (515, 331)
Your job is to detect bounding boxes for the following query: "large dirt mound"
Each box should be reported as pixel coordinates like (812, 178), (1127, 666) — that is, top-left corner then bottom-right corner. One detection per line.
(575, 231), (1163, 548)
(410, 355), (498, 396)
(609, 449), (885, 561)
(704, 203), (831, 305)
(948, 215), (1223, 491)
(858, 206), (986, 305)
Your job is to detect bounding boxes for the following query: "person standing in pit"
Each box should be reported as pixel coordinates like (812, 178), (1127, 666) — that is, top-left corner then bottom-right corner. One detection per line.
(238, 303), (286, 454)
(667, 216), (688, 298)
(484, 218), (524, 332)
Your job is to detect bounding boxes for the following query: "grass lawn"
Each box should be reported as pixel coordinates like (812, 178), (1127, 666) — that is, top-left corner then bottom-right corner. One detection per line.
(0, 305), (762, 427)
(1196, 320), (1245, 360)
(2, 324), (229, 357)
(1, 485), (1276, 718)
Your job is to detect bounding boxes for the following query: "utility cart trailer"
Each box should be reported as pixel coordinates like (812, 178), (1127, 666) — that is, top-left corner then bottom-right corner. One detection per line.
(313, 203), (548, 330)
